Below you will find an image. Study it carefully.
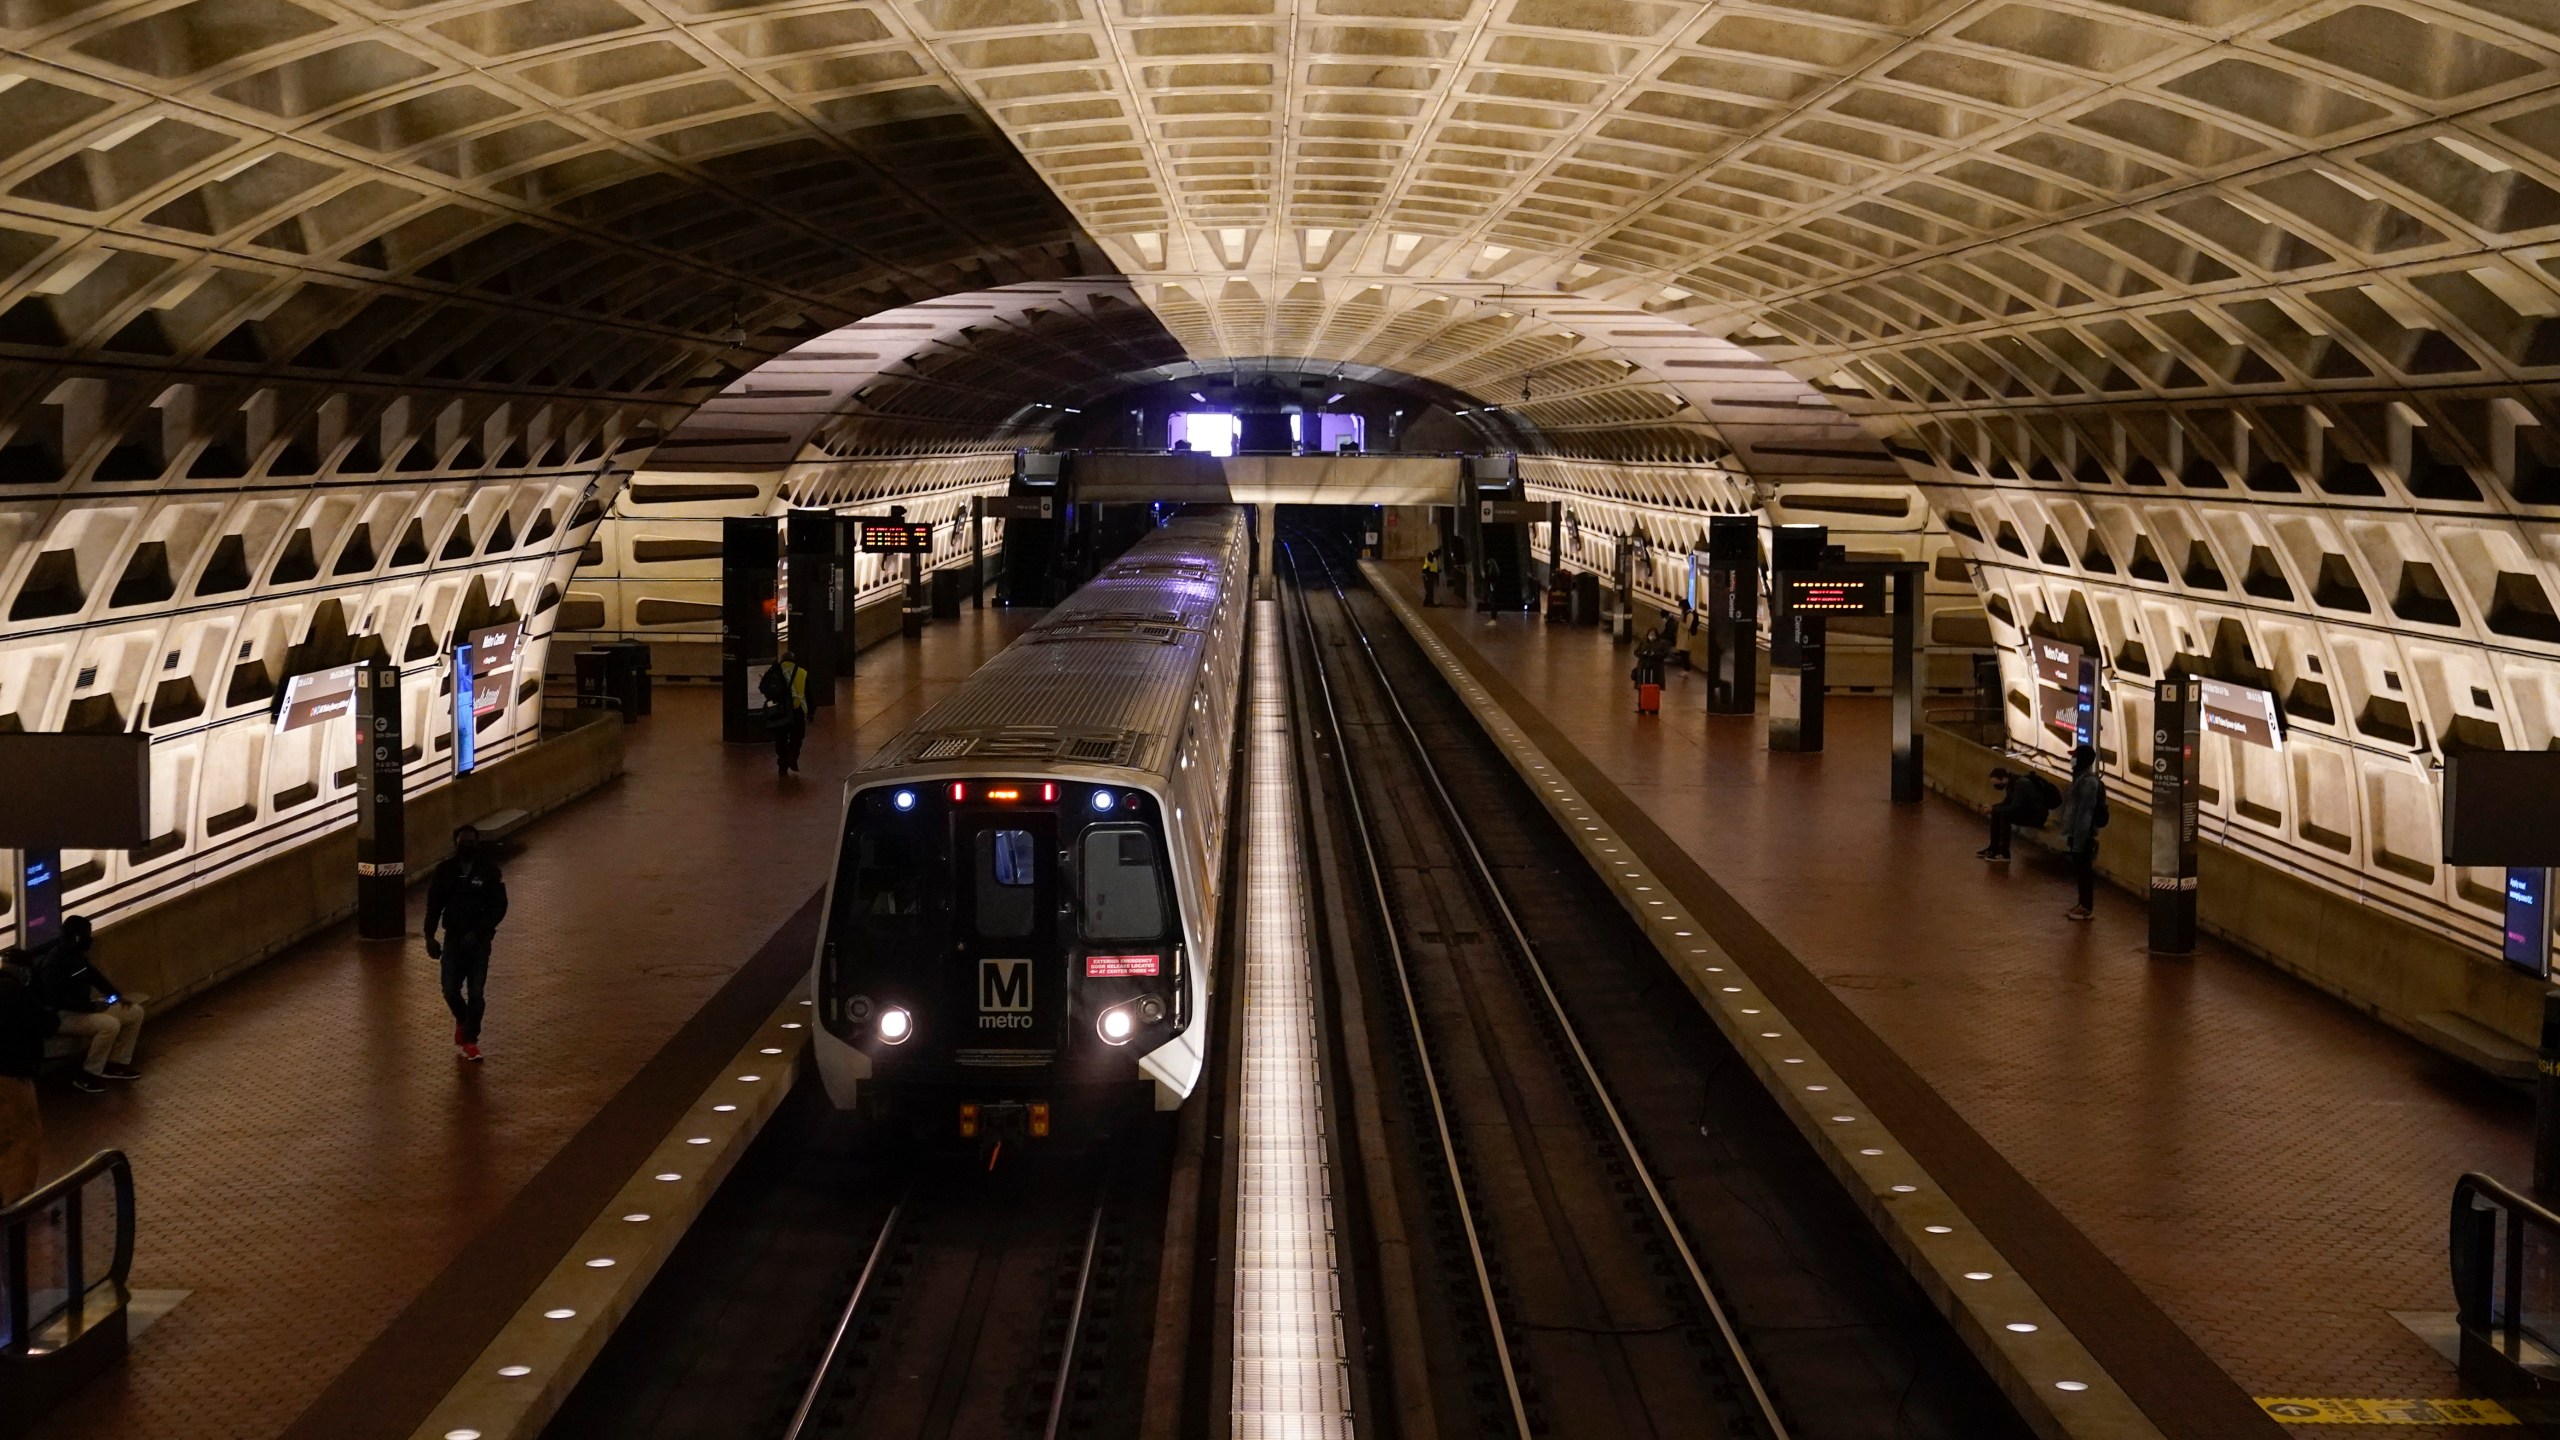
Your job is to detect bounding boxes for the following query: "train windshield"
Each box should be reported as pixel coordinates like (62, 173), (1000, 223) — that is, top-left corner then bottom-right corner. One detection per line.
(848, 830), (936, 938)
(973, 829), (1041, 937)
(1080, 827), (1167, 940)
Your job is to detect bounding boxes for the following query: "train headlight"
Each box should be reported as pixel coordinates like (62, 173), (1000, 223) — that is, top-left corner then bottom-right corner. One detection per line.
(877, 1007), (913, 1044)
(892, 789), (916, 812)
(1091, 789), (1115, 812)
(1098, 1006), (1136, 1046)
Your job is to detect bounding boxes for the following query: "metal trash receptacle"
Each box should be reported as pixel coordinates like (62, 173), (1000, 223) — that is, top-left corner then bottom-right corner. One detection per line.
(1571, 572), (1601, 626)
(574, 648), (614, 714)
(604, 639), (651, 718)
(930, 566), (961, 619)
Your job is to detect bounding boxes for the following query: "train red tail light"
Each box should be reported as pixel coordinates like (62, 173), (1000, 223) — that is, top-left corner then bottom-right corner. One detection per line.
(950, 782), (966, 802)
(1029, 1103), (1051, 1138)
(958, 1103), (979, 1138)
(1041, 782), (1056, 802)
(1085, 954), (1161, 978)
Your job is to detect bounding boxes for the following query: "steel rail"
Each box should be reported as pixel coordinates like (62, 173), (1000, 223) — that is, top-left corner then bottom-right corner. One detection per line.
(782, 1194), (907, 1440)
(1282, 541), (1537, 1440)
(1043, 1197), (1109, 1440)
(1306, 542), (1795, 1440)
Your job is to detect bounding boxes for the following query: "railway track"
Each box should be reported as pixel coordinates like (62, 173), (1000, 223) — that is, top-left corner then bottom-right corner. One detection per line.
(1286, 534), (2032, 1440)
(545, 1092), (1170, 1440)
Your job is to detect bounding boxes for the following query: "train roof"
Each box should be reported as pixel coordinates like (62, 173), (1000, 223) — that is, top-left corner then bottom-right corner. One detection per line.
(860, 508), (1247, 778)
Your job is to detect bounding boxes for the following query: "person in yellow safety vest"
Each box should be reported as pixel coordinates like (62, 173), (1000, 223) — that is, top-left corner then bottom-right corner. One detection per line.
(762, 650), (811, 775)
(1421, 549), (1442, 606)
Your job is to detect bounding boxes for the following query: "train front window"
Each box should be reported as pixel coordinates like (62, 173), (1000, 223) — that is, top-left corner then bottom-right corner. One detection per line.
(973, 828), (1039, 937)
(1080, 827), (1167, 940)
(848, 831), (934, 938)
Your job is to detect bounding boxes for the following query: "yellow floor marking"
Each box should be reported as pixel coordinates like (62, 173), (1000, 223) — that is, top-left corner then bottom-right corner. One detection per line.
(2258, 1397), (2517, 1424)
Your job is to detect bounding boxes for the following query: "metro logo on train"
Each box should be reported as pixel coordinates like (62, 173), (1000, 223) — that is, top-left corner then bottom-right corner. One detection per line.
(980, 958), (1032, 1023)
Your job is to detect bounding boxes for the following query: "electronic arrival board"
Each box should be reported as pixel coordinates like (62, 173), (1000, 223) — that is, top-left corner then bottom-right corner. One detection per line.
(858, 519), (933, 553)
(1778, 571), (1886, 614)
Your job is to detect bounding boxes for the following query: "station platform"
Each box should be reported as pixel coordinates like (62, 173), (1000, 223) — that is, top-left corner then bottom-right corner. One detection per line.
(1368, 561), (2532, 1437)
(25, 608), (1038, 1440)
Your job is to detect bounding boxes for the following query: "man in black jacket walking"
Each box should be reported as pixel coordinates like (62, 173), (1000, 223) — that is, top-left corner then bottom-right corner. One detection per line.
(425, 826), (510, 1061)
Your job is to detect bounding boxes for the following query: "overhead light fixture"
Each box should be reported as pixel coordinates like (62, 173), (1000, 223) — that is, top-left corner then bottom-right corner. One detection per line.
(1190, 391), (1207, 402)
(1326, 393), (1345, 404)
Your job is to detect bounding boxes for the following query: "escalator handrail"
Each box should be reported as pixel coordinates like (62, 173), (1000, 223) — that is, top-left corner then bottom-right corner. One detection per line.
(2, 1148), (135, 1357)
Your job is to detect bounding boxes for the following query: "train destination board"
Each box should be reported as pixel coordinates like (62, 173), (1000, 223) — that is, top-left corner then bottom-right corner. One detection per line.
(859, 519), (934, 552)
(1778, 571), (1885, 614)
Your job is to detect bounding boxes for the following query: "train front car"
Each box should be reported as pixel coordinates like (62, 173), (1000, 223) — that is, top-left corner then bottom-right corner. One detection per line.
(811, 510), (1249, 1143)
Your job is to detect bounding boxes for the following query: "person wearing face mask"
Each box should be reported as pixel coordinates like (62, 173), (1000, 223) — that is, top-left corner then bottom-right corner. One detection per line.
(424, 825), (510, 1061)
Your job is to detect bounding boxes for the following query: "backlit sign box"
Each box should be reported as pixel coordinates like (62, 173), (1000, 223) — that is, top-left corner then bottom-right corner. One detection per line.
(2445, 751), (2560, 868)
(2037, 685), (2080, 739)
(2197, 678), (2282, 749)
(1779, 573), (1885, 614)
(466, 623), (522, 717)
(2031, 637), (2083, 691)
(275, 663), (358, 732)
(0, 733), (150, 850)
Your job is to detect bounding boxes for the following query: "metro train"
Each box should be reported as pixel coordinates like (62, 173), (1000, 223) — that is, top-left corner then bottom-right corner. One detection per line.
(810, 507), (1250, 1140)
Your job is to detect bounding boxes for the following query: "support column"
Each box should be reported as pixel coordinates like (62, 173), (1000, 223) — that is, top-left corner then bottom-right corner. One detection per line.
(1890, 565), (1922, 803)
(786, 507), (838, 708)
(1255, 502), (1277, 599)
(2149, 677), (2201, 953)
(354, 655), (407, 940)
(721, 515), (779, 742)
(1766, 523), (1827, 752)
(971, 496), (986, 609)
(1704, 513), (1757, 714)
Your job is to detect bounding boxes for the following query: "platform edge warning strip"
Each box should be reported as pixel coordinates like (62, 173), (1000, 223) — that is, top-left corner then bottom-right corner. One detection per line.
(1362, 562), (2283, 1440)
(280, 891), (826, 1440)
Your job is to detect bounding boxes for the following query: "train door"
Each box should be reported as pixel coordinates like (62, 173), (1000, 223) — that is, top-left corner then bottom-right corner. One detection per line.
(954, 812), (1063, 1052)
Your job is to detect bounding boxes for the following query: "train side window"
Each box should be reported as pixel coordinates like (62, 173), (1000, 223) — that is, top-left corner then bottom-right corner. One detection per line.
(1080, 827), (1166, 941)
(974, 828), (1038, 937)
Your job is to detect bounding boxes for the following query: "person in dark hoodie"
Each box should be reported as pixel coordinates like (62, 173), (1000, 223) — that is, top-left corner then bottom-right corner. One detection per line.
(425, 825), (510, 1061)
(37, 916), (143, 1093)
(2054, 744), (2110, 921)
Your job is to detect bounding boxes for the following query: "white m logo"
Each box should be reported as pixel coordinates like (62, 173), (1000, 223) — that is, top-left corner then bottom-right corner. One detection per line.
(980, 958), (1031, 1012)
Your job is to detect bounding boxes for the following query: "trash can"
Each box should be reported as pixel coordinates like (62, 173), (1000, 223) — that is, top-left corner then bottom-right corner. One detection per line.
(1570, 572), (1601, 626)
(574, 648), (614, 714)
(605, 639), (652, 718)
(930, 566), (962, 619)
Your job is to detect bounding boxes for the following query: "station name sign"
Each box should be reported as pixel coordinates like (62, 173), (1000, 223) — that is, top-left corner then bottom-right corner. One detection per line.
(276, 662), (359, 732)
(2031, 637), (2083, 691)
(2197, 678), (2282, 749)
(1478, 500), (1540, 525)
(858, 519), (934, 553)
(980, 496), (1054, 521)
(1777, 570), (1885, 614)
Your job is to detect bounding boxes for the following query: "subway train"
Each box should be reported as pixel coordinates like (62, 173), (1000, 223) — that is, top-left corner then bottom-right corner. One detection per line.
(809, 507), (1250, 1141)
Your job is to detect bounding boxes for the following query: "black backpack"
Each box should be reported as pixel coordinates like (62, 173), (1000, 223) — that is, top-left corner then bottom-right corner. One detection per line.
(759, 663), (792, 709)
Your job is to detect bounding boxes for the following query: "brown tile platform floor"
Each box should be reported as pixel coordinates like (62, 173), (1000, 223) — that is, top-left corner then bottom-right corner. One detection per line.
(29, 609), (1036, 1440)
(1381, 564), (2532, 1434)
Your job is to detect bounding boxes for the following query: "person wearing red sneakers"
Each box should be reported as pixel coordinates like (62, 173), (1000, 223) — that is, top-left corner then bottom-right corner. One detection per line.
(424, 825), (509, 1061)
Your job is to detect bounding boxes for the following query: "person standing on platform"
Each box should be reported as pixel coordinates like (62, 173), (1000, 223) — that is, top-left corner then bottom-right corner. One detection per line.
(2055, 744), (2109, 921)
(426, 826), (509, 1061)
(0, 950), (45, 1203)
(38, 917), (143, 1094)
(763, 649), (811, 776)
(1421, 549), (1442, 606)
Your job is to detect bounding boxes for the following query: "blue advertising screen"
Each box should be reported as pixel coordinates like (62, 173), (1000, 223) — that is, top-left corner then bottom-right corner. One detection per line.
(2505, 867), (2550, 977)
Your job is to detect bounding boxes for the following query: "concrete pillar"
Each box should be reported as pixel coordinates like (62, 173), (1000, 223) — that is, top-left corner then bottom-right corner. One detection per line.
(1255, 502), (1277, 598)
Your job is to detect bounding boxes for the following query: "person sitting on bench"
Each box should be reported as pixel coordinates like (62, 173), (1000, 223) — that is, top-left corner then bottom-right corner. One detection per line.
(1980, 766), (2061, 862)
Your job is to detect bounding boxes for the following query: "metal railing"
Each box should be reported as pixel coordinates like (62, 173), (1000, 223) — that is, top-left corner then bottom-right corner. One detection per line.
(3, 1149), (133, 1360)
(2452, 1171), (2560, 1401)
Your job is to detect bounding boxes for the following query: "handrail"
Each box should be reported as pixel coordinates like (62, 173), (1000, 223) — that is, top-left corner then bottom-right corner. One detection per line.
(2450, 1171), (2560, 1388)
(2, 1149), (135, 1358)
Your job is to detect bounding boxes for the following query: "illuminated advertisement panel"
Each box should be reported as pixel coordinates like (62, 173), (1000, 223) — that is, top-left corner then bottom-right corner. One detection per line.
(2506, 867), (2552, 978)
